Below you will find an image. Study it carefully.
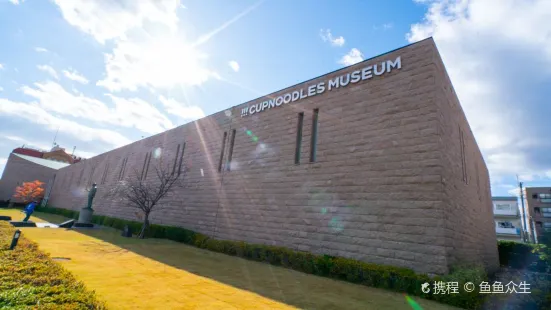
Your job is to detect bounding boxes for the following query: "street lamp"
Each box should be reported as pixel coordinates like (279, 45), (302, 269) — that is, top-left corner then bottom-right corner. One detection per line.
(9, 229), (21, 250)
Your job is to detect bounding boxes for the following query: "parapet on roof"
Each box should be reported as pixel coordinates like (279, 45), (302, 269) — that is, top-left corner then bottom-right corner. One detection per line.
(492, 196), (517, 201)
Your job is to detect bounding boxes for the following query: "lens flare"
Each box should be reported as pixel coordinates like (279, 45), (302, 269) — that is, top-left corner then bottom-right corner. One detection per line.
(329, 217), (344, 232)
(71, 187), (87, 198)
(228, 161), (239, 171)
(242, 128), (260, 143)
(153, 147), (162, 159)
(405, 295), (423, 310)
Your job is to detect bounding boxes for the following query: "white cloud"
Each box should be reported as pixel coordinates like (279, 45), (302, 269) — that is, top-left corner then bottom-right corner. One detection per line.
(407, 0), (551, 181)
(0, 157), (6, 177)
(0, 87), (3, 92)
(158, 95), (205, 120)
(3, 135), (51, 151)
(0, 99), (131, 148)
(19, 81), (173, 134)
(339, 48), (363, 66)
(228, 61), (240, 72)
(105, 94), (174, 133)
(9, 0), (23, 4)
(34, 47), (48, 53)
(507, 188), (521, 197)
(0, 63), (4, 70)
(54, 0), (261, 93)
(6, 135), (32, 144)
(193, 1), (264, 47)
(73, 150), (97, 159)
(374, 23), (394, 30)
(97, 35), (217, 92)
(320, 29), (345, 47)
(52, 0), (181, 44)
(21, 81), (109, 118)
(37, 65), (59, 80)
(63, 69), (89, 84)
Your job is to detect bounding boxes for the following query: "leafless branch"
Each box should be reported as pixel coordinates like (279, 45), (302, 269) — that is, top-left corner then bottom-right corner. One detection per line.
(108, 159), (187, 238)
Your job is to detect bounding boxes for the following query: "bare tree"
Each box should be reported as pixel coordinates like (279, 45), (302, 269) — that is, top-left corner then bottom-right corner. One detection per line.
(110, 160), (186, 238)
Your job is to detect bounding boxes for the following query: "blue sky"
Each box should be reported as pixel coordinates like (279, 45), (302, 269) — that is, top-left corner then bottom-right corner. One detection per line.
(0, 0), (550, 196)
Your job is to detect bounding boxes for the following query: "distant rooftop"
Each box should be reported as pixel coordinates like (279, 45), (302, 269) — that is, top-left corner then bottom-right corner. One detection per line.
(12, 145), (84, 164)
(13, 153), (70, 170)
(13, 147), (43, 158)
(492, 196), (517, 201)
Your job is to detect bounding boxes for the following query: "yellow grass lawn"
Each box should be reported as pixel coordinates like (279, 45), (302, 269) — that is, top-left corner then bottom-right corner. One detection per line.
(0, 209), (459, 310)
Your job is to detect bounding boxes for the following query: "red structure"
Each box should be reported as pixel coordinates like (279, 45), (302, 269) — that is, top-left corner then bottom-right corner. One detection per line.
(12, 146), (83, 164)
(12, 147), (43, 158)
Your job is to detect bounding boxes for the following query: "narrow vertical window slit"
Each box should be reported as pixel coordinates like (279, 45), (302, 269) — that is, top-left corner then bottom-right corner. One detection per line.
(218, 132), (228, 172)
(141, 152), (149, 180)
(227, 129), (236, 171)
(459, 126), (467, 184)
(310, 109), (319, 162)
(172, 144), (181, 175)
(88, 166), (96, 186)
(178, 143), (186, 176)
(144, 152), (152, 180)
(295, 112), (304, 164)
(101, 163), (109, 184)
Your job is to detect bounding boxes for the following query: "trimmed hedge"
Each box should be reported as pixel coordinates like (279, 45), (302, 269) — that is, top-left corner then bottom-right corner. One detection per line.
(37, 206), (80, 220)
(0, 221), (106, 309)
(497, 240), (549, 271)
(37, 206), (488, 309)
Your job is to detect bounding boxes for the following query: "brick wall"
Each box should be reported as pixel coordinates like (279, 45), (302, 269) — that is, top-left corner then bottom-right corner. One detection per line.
(525, 187), (551, 240)
(47, 38), (498, 275)
(0, 153), (57, 202)
(432, 43), (500, 273)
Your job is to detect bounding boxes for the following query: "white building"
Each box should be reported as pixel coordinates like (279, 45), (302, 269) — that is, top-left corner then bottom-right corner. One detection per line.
(492, 196), (524, 242)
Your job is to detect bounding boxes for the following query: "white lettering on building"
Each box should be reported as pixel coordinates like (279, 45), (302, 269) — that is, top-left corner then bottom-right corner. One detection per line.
(240, 56), (402, 117)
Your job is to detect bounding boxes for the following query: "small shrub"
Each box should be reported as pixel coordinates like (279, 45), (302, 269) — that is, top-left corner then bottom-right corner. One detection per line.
(111, 219), (125, 230)
(0, 221), (106, 308)
(193, 234), (209, 248)
(498, 240), (549, 272)
(36, 206), (78, 220)
(431, 264), (487, 309)
(102, 217), (114, 227)
(92, 215), (106, 225)
(313, 255), (334, 276)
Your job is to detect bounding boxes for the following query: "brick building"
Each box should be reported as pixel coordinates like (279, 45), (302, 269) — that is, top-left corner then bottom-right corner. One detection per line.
(0, 152), (69, 202)
(46, 38), (498, 275)
(523, 187), (551, 242)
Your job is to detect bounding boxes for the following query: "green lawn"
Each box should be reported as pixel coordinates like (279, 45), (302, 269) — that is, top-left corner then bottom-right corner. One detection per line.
(1, 209), (461, 309)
